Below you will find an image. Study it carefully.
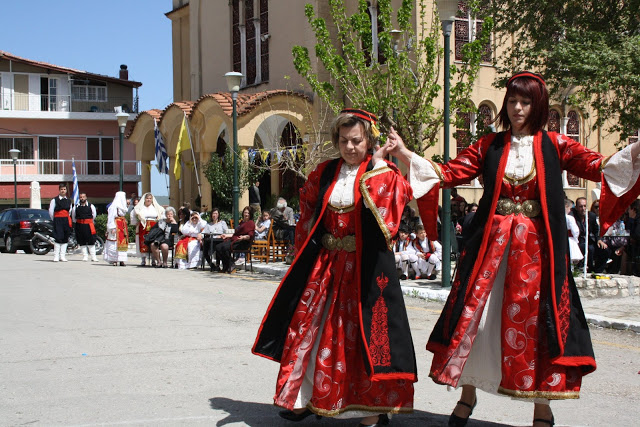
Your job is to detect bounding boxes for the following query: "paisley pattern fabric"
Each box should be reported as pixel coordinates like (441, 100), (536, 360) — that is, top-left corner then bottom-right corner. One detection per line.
(274, 209), (413, 415)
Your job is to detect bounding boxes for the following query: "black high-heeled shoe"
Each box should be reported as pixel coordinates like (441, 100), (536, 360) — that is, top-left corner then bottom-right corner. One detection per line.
(448, 396), (477, 427)
(533, 414), (555, 426)
(357, 413), (390, 426)
(278, 408), (321, 422)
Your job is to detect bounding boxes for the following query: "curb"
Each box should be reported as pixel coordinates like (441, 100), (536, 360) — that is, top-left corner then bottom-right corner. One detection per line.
(585, 314), (640, 333)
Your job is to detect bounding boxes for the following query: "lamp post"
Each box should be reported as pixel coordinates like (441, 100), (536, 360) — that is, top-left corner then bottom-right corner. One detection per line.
(9, 148), (20, 208)
(225, 71), (243, 227)
(437, 0), (457, 287)
(115, 110), (129, 192)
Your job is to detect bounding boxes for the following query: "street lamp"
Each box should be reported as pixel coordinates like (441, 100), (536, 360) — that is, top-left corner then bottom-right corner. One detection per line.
(437, 0), (457, 287)
(9, 148), (20, 208)
(115, 110), (129, 192)
(225, 71), (243, 228)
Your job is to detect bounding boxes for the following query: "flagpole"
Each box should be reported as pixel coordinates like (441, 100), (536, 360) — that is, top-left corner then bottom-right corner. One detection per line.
(184, 112), (202, 198)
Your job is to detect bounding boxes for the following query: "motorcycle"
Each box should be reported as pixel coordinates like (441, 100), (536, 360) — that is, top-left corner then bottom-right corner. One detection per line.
(30, 221), (104, 256)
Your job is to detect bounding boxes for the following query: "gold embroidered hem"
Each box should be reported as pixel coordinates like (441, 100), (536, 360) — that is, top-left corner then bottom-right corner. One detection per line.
(428, 158), (445, 183)
(600, 154), (612, 171)
(301, 403), (414, 417)
(498, 386), (580, 400)
(360, 166), (393, 249)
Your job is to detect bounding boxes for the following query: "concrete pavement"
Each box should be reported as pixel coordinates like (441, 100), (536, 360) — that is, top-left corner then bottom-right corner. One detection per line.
(244, 260), (640, 333)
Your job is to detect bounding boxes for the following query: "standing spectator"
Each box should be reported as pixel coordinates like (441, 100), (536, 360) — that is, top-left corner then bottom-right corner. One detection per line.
(623, 200), (640, 275)
(72, 193), (98, 262)
(130, 193), (165, 266)
(127, 192), (138, 213)
(571, 196), (600, 271)
(48, 183), (72, 262)
(254, 210), (271, 240)
(249, 181), (261, 218)
(104, 192), (128, 266)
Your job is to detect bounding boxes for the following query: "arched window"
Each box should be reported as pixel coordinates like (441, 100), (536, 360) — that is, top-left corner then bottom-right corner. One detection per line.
(232, 0), (269, 86)
(547, 109), (561, 132)
(455, 1), (491, 62)
(455, 111), (471, 154)
(566, 111), (581, 187)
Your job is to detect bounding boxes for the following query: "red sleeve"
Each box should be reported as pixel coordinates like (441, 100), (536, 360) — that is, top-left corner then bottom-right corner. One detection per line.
(439, 134), (495, 187)
(552, 132), (603, 181)
(294, 163), (325, 253)
(360, 161), (413, 248)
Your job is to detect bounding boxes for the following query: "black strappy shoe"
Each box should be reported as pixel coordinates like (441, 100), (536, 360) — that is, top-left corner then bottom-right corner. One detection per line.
(357, 413), (390, 426)
(278, 408), (321, 422)
(533, 415), (555, 426)
(448, 397), (477, 427)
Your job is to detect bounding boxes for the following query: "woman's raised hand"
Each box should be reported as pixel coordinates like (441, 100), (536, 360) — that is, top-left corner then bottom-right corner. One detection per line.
(387, 127), (413, 166)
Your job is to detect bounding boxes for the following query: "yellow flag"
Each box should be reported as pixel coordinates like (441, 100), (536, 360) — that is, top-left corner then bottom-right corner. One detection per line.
(173, 116), (191, 180)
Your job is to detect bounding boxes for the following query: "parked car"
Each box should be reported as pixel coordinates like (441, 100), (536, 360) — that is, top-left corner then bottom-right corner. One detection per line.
(0, 208), (52, 253)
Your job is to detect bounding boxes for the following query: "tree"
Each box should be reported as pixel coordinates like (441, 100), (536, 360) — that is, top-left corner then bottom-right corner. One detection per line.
(203, 144), (263, 212)
(292, 0), (492, 154)
(482, 0), (640, 144)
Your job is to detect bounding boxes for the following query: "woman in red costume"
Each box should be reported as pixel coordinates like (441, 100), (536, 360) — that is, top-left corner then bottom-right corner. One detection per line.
(253, 109), (417, 426)
(390, 71), (640, 427)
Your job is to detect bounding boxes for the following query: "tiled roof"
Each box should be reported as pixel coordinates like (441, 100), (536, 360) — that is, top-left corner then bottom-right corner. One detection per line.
(127, 90), (311, 138)
(193, 90), (310, 117)
(0, 50), (142, 88)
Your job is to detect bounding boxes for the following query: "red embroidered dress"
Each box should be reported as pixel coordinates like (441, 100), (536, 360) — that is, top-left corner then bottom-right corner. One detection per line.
(254, 157), (417, 417)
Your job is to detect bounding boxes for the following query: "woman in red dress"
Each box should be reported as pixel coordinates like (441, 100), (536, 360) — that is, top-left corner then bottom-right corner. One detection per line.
(253, 109), (418, 426)
(390, 72), (640, 427)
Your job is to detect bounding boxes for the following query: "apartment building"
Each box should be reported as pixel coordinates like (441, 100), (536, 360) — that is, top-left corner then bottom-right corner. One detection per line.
(0, 51), (142, 210)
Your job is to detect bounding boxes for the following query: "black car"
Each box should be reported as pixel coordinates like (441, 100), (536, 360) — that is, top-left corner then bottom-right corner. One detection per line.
(0, 208), (52, 253)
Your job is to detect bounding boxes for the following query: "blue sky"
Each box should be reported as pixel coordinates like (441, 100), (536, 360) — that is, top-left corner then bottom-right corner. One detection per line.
(3, 0), (174, 195)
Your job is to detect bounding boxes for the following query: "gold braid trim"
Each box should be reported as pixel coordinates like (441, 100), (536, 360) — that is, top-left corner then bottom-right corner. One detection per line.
(303, 403), (413, 417)
(497, 386), (580, 400)
(503, 158), (537, 186)
(600, 154), (612, 171)
(427, 158), (445, 182)
(360, 166), (394, 250)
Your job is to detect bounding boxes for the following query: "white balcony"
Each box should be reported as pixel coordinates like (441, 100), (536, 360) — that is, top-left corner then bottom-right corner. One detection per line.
(0, 158), (141, 182)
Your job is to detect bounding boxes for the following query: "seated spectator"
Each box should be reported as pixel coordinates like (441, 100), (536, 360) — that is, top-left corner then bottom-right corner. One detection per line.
(254, 210), (271, 240)
(202, 207), (229, 272)
(409, 225), (442, 280)
(216, 206), (255, 274)
(400, 205), (421, 237)
(623, 200), (640, 276)
(175, 211), (206, 269)
(393, 227), (418, 280)
(177, 206), (190, 234)
(270, 197), (296, 243)
(147, 206), (179, 268)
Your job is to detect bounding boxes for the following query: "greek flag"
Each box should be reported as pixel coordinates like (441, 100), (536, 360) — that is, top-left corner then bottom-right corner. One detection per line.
(154, 119), (169, 174)
(71, 157), (79, 205)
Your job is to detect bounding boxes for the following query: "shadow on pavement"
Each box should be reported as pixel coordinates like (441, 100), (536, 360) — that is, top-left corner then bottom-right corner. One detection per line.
(208, 397), (513, 426)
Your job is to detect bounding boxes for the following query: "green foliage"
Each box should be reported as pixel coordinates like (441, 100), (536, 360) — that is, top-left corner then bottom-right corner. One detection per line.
(203, 144), (264, 212)
(481, 0), (640, 143)
(292, 0), (492, 154)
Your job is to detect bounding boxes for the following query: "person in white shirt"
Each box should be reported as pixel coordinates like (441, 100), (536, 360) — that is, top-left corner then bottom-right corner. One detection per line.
(408, 225), (442, 280)
(48, 183), (73, 262)
(254, 210), (271, 240)
(393, 227), (418, 280)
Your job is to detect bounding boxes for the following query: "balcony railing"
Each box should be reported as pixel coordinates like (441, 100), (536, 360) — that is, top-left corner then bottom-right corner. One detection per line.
(0, 158), (141, 182)
(0, 94), (138, 114)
